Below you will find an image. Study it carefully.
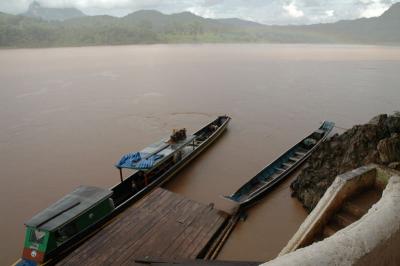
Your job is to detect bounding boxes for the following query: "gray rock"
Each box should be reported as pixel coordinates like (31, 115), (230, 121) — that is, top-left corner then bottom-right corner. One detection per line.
(291, 114), (400, 211)
(385, 116), (400, 135)
(377, 135), (400, 163)
(388, 162), (400, 170)
(368, 114), (388, 126)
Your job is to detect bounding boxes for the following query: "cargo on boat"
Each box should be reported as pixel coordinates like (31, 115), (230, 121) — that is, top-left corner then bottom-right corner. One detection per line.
(224, 121), (334, 207)
(16, 115), (231, 266)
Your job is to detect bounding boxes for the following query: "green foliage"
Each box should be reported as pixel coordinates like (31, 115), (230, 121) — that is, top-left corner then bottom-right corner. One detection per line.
(0, 5), (399, 48)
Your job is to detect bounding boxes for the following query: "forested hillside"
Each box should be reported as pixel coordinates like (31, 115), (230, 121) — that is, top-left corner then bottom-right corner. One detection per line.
(0, 3), (399, 48)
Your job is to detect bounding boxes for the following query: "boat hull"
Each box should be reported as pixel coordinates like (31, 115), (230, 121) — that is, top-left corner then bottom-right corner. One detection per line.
(226, 121), (334, 208)
(16, 116), (231, 266)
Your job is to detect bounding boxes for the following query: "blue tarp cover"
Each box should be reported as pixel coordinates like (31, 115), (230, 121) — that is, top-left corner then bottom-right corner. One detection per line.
(116, 152), (163, 170)
(116, 135), (195, 171)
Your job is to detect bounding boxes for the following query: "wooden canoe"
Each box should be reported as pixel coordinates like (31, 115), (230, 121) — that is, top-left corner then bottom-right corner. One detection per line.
(224, 121), (334, 208)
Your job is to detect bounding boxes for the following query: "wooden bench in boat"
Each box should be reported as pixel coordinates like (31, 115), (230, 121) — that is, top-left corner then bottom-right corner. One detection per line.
(282, 162), (293, 168)
(295, 151), (307, 156)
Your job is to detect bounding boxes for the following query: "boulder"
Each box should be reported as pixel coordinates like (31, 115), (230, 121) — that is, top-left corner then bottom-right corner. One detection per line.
(384, 115), (400, 135)
(291, 114), (400, 211)
(368, 114), (388, 126)
(377, 134), (400, 163)
(388, 162), (400, 170)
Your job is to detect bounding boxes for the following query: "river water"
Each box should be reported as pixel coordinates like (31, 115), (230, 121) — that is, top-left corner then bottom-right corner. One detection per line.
(1, 44), (400, 265)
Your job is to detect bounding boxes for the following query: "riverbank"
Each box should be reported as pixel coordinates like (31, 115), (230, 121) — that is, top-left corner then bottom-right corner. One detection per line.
(291, 113), (400, 211)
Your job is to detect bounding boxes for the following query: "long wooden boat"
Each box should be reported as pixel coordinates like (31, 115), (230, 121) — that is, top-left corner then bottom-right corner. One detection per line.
(15, 115), (231, 266)
(224, 121), (334, 208)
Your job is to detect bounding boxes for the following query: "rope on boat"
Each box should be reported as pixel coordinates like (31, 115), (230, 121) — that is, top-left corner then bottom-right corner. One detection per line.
(334, 125), (349, 131)
(319, 121), (348, 131)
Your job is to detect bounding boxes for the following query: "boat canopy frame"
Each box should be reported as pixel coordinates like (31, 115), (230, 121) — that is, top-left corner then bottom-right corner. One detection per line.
(115, 135), (197, 181)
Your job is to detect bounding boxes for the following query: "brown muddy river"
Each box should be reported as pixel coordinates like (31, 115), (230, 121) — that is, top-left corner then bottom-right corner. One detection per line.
(1, 44), (400, 265)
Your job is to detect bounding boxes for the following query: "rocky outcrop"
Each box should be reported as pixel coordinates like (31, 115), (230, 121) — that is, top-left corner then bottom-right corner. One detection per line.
(377, 133), (400, 163)
(291, 113), (400, 211)
(389, 162), (400, 171)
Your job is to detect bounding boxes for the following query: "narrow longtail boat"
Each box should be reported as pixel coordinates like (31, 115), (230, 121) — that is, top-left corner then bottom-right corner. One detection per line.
(224, 121), (334, 208)
(15, 115), (231, 266)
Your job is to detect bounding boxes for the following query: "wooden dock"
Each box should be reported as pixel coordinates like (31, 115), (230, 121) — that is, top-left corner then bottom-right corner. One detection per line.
(58, 188), (231, 265)
(135, 259), (260, 266)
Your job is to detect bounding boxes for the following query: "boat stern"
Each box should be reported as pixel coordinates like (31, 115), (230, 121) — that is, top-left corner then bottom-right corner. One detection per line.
(15, 258), (39, 266)
(21, 227), (52, 264)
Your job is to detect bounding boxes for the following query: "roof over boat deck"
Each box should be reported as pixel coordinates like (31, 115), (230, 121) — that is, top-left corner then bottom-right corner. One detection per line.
(115, 135), (196, 171)
(58, 188), (230, 266)
(25, 186), (112, 231)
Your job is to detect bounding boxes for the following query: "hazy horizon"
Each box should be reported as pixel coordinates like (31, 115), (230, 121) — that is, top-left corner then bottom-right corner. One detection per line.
(1, 0), (400, 25)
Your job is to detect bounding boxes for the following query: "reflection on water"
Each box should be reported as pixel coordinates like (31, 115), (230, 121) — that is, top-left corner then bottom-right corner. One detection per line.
(1, 44), (400, 265)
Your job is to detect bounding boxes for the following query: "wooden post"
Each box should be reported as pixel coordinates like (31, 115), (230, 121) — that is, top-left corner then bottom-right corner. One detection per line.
(119, 168), (123, 182)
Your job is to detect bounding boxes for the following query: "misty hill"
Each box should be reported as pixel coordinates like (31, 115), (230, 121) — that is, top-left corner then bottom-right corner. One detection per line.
(22, 1), (86, 21)
(296, 3), (400, 44)
(0, 3), (399, 48)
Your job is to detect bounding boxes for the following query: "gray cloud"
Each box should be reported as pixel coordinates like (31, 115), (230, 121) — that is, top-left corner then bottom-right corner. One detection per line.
(0, 0), (399, 25)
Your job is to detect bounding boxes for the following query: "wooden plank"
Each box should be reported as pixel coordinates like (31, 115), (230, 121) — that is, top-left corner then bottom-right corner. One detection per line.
(74, 191), (179, 265)
(175, 207), (226, 259)
(59, 188), (229, 266)
(187, 212), (228, 259)
(160, 205), (212, 259)
(121, 199), (197, 264)
(147, 203), (206, 259)
(94, 196), (186, 266)
(139, 260), (261, 266)
(81, 189), (170, 258)
(180, 207), (220, 258)
(61, 190), (183, 265)
(107, 197), (189, 265)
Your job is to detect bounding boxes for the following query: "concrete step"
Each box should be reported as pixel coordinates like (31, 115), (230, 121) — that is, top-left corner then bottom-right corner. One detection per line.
(346, 188), (382, 210)
(331, 212), (357, 229)
(322, 225), (336, 238)
(342, 202), (368, 219)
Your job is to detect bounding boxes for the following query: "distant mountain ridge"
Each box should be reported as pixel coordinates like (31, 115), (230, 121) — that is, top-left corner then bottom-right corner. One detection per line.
(0, 3), (399, 47)
(22, 1), (86, 21)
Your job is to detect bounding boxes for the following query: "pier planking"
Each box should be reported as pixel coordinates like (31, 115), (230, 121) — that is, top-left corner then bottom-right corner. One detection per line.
(58, 188), (229, 265)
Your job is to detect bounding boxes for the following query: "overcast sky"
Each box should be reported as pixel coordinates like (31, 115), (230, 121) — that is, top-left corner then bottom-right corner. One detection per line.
(0, 0), (399, 25)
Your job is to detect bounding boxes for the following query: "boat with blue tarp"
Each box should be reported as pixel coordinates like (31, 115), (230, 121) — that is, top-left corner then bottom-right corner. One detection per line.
(224, 121), (334, 208)
(15, 115), (231, 266)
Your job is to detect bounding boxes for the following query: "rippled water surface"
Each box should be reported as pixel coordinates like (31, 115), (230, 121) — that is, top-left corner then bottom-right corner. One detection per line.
(1, 44), (400, 264)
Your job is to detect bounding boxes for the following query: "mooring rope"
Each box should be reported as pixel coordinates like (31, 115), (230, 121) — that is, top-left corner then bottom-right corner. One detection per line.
(334, 125), (349, 131)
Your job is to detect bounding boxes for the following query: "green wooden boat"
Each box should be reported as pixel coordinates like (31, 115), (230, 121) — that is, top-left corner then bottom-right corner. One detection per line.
(15, 115), (231, 266)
